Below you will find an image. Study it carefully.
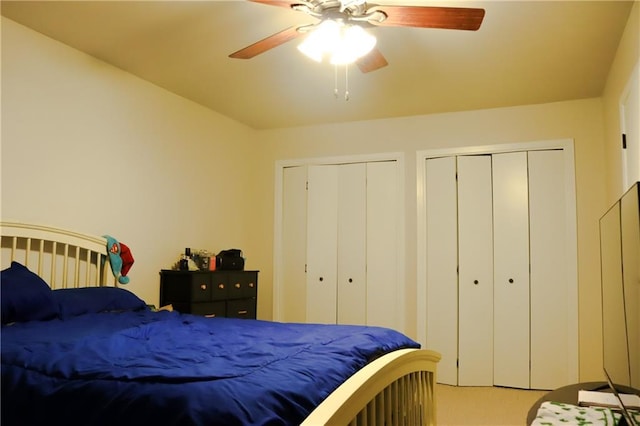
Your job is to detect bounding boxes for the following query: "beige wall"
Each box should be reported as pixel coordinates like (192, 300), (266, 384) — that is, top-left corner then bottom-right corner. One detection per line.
(2, 0), (638, 383)
(603, 1), (639, 202)
(1, 18), (259, 306)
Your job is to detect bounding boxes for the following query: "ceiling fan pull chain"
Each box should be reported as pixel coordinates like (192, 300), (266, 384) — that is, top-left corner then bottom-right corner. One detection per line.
(334, 64), (339, 99)
(332, 64), (350, 101)
(345, 65), (350, 101)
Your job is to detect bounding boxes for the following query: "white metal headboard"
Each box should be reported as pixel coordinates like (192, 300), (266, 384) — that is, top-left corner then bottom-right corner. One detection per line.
(0, 222), (114, 289)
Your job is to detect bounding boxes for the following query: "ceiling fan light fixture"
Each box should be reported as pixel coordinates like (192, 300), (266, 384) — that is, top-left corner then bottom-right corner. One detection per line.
(330, 24), (376, 65)
(297, 20), (376, 65)
(297, 19), (341, 62)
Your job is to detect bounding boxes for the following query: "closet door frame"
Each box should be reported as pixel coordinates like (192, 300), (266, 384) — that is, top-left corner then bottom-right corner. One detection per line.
(273, 152), (406, 333)
(416, 139), (578, 385)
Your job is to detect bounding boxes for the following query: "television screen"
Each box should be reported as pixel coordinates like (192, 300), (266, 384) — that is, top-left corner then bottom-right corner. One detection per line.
(603, 368), (638, 426)
(600, 182), (640, 391)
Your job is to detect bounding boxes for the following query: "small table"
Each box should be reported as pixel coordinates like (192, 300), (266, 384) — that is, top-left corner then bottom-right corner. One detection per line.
(527, 382), (640, 425)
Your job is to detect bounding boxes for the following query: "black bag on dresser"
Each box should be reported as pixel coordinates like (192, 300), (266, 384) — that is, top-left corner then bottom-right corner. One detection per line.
(216, 249), (245, 270)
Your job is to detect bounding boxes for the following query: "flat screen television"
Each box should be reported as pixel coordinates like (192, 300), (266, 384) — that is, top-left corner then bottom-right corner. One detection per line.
(603, 367), (638, 425)
(600, 182), (640, 425)
(600, 182), (640, 395)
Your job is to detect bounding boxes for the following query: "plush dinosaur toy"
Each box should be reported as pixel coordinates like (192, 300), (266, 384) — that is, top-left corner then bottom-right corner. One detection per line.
(104, 235), (134, 284)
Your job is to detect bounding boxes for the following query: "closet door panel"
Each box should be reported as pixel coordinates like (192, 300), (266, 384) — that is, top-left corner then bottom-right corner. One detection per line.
(529, 150), (569, 389)
(337, 163), (367, 325)
(366, 161), (399, 330)
(281, 166), (308, 323)
(457, 155), (494, 386)
(306, 165), (338, 324)
(425, 157), (458, 385)
(493, 152), (530, 389)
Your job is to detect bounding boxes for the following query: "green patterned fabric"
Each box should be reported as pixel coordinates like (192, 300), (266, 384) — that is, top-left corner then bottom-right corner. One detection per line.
(532, 401), (624, 425)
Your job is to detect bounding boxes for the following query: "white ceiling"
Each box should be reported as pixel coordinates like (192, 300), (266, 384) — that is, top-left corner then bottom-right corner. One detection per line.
(1, 0), (634, 129)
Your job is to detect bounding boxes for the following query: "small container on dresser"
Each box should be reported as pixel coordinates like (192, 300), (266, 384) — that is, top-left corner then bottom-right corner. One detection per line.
(159, 270), (258, 319)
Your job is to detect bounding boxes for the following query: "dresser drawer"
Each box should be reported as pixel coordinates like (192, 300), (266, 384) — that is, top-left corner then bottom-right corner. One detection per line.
(189, 274), (212, 302)
(190, 301), (226, 318)
(160, 272), (211, 303)
(209, 274), (230, 300)
(226, 299), (256, 319)
(227, 271), (258, 300)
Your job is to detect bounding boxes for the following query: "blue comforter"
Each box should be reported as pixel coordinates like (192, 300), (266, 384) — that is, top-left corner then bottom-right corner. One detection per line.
(1, 310), (419, 425)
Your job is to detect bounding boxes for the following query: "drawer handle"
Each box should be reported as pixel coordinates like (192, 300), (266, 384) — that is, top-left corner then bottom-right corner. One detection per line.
(249, 283), (255, 288)
(238, 310), (248, 315)
(200, 284), (207, 291)
(218, 284), (225, 289)
(235, 283), (241, 289)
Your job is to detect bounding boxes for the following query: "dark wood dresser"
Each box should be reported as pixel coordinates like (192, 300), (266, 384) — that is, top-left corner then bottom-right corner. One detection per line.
(159, 270), (258, 319)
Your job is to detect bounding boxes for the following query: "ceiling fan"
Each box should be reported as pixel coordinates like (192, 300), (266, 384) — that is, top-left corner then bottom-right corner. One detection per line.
(229, 0), (485, 73)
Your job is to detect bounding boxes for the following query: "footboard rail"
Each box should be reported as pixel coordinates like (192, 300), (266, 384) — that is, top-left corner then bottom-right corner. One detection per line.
(302, 348), (441, 426)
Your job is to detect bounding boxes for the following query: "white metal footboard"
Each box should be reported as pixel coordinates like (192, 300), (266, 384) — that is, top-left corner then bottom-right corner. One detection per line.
(302, 348), (441, 426)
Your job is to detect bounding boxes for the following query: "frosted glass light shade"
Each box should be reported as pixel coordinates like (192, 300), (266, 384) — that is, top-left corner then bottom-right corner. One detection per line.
(298, 20), (376, 65)
(330, 24), (376, 64)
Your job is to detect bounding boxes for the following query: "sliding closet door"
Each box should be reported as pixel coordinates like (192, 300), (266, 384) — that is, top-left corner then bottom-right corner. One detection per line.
(425, 157), (458, 385)
(306, 165), (339, 324)
(493, 152), (530, 389)
(337, 163), (367, 325)
(366, 161), (399, 329)
(529, 150), (569, 389)
(457, 155), (494, 386)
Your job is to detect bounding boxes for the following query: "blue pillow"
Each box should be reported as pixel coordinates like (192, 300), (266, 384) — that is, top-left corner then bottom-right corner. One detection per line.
(1, 261), (59, 324)
(52, 287), (147, 319)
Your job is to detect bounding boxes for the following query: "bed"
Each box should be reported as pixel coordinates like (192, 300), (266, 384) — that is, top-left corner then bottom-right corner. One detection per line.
(1, 221), (441, 426)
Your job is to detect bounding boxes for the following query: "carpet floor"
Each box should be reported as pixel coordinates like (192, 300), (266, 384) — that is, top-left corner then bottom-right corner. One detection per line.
(436, 384), (548, 425)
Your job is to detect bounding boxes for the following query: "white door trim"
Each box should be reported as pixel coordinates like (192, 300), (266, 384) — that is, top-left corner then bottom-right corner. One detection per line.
(619, 59), (640, 192)
(416, 139), (578, 384)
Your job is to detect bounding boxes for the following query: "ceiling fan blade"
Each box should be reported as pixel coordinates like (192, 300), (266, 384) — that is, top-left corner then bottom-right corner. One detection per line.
(229, 26), (302, 59)
(248, 0), (298, 8)
(356, 47), (388, 73)
(369, 6), (485, 31)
